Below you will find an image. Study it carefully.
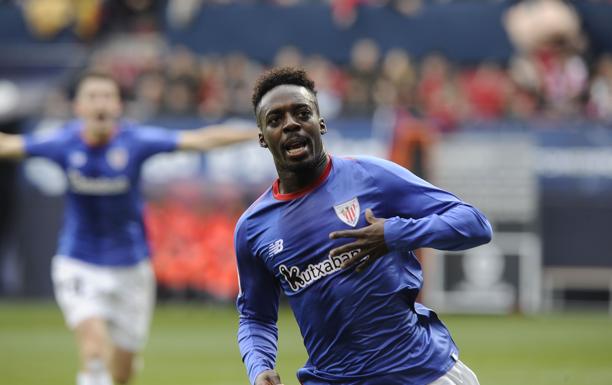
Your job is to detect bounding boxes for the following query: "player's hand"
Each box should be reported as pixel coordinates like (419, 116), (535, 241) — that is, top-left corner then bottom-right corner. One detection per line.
(255, 369), (284, 385)
(329, 208), (389, 272)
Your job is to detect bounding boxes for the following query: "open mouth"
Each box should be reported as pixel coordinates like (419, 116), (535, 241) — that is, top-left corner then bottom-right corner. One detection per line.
(283, 136), (309, 158)
(95, 112), (107, 122)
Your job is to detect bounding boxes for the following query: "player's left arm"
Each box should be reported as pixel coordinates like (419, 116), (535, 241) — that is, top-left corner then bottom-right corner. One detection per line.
(330, 158), (492, 270)
(176, 124), (257, 152)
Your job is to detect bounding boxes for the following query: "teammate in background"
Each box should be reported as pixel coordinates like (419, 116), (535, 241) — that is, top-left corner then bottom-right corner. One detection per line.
(235, 68), (492, 385)
(0, 71), (255, 385)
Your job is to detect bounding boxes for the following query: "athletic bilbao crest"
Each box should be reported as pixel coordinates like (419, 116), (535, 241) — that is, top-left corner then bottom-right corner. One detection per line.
(106, 147), (128, 171)
(334, 197), (360, 227)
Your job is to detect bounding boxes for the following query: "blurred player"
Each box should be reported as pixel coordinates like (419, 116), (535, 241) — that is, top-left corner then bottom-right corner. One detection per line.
(0, 71), (254, 385)
(235, 68), (492, 385)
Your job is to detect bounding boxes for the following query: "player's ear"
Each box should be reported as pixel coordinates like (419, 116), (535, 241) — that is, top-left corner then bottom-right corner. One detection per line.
(258, 132), (268, 148)
(319, 118), (327, 135)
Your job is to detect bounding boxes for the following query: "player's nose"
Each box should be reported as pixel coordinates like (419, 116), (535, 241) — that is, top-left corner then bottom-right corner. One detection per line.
(282, 113), (300, 132)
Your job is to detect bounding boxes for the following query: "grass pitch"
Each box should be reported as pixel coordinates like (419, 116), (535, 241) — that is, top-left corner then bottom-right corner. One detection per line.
(0, 302), (610, 385)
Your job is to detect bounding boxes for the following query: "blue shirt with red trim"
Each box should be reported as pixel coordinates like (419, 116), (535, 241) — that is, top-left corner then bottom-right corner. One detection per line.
(235, 155), (492, 385)
(25, 120), (178, 266)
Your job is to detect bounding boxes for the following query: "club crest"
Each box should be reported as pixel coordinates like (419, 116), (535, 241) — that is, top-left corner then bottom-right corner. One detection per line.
(69, 151), (87, 167)
(106, 147), (128, 171)
(333, 197), (360, 227)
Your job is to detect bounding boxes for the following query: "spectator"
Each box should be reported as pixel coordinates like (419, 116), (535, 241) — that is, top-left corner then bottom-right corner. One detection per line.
(417, 53), (465, 131)
(344, 38), (381, 116)
(224, 53), (261, 117)
(460, 62), (511, 121)
(381, 48), (417, 110)
(127, 70), (165, 120)
(198, 56), (229, 119)
(274, 45), (304, 70)
(23, 0), (102, 39)
(304, 55), (344, 119)
(166, 0), (204, 29)
(505, 0), (588, 118)
(587, 54), (612, 121)
(162, 47), (201, 116)
(162, 76), (200, 116)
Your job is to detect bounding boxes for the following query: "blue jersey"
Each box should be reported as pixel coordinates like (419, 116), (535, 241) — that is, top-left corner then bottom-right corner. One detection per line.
(235, 155), (492, 385)
(25, 120), (178, 266)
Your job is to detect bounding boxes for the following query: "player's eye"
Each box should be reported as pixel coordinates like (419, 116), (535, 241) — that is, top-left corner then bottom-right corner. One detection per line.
(297, 109), (311, 120)
(267, 116), (280, 127)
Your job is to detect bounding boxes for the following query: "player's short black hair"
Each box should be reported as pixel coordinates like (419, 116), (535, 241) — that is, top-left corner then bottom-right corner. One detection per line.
(252, 67), (318, 114)
(70, 70), (121, 100)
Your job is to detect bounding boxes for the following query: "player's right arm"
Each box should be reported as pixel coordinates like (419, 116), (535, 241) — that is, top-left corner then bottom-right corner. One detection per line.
(234, 217), (283, 385)
(0, 133), (26, 160)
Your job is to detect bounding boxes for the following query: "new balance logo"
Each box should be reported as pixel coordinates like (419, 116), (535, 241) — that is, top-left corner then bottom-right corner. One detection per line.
(267, 239), (284, 257)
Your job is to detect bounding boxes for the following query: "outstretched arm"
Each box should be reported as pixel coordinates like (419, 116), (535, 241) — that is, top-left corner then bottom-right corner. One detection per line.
(0, 133), (25, 160)
(177, 124), (257, 152)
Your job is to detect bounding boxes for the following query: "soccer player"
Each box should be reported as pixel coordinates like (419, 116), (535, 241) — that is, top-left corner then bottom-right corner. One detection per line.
(235, 67), (493, 385)
(0, 71), (255, 385)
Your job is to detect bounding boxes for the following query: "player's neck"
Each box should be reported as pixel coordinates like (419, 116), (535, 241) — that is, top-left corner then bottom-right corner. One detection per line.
(81, 124), (116, 146)
(276, 154), (329, 195)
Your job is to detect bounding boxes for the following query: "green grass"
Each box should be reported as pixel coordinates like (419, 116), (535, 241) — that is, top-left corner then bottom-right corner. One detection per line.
(0, 302), (611, 385)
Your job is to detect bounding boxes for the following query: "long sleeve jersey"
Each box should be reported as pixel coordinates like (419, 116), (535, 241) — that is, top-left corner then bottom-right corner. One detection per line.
(25, 120), (178, 266)
(234, 155), (492, 385)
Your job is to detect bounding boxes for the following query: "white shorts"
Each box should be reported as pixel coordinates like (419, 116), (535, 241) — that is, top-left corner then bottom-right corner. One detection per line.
(52, 256), (155, 352)
(428, 360), (480, 385)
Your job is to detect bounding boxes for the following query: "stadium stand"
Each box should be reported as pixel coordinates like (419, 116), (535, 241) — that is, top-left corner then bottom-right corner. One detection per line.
(2, 0), (612, 311)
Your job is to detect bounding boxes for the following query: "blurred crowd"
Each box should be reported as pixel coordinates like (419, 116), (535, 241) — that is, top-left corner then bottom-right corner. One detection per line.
(11, 0), (477, 37)
(5, 0), (612, 299)
(43, 39), (612, 132)
(13, 0), (612, 131)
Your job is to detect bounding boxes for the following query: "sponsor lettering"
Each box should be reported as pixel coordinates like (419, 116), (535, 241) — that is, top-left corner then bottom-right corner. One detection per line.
(67, 170), (129, 195)
(279, 249), (360, 292)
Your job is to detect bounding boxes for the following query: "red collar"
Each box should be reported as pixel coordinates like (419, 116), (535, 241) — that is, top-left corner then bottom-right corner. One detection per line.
(272, 155), (332, 201)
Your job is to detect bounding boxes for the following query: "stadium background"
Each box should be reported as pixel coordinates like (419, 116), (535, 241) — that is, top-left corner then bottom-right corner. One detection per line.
(0, 0), (611, 384)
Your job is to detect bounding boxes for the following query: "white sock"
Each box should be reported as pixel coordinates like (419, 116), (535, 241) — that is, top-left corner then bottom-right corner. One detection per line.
(76, 359), (113, 385)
